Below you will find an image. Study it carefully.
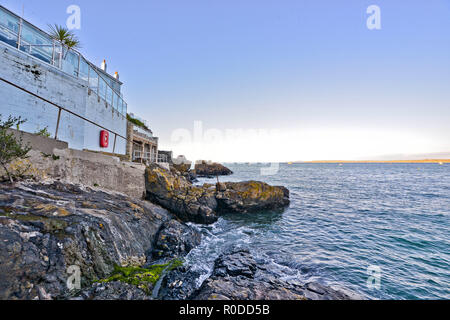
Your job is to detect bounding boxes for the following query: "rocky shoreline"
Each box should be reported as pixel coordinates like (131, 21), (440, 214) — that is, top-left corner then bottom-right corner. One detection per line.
(0, 162), (354, 300)
(145, 163), (290, 224)
(194, 161), (233, 178)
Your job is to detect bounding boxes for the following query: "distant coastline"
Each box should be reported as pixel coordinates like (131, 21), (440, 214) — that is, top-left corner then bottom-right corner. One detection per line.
(297, 159), (450, 164)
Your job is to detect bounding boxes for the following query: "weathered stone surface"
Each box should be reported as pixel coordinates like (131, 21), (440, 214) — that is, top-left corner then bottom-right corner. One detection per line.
(0, 147), (148, 199)
(194, 161), (233, 178)
(194, 249), (352, 301)
(78, 281), (151, 300)
(213, 249), (257, 278)
(0, 181), (171, 300)
(145, 165), (290, 224)
(153, 219), (201, 259)
(216, 181), (290, 214)
(145, 164), (219, 224)
(171, 164), (198, 183)
(158, 266), (203, 300)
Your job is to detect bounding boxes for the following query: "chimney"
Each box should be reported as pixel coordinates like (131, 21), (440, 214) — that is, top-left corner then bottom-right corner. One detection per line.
(100, 59), (107, 72)
(114, 71), (119, 80)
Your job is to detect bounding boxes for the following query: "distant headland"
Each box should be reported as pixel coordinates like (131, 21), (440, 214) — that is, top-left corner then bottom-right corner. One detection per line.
(297, 159), (450, 164)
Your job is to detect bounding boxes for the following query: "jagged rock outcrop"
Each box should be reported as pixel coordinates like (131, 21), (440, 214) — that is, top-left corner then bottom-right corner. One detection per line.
(171, 164), (198, 183)
(145, 164), (290, 224)
(194, 161), (233, 178)
(145, 164), (219, 224)
(153, 219), (201, 259)
(161, 248), (351, 301)
(0, 180), (199, 300)
(216, 182), (290, 213)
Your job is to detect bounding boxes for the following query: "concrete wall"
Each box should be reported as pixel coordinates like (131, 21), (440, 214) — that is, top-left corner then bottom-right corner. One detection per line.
(7, 128), (68, 154)
(0, 42), (127, 154)
(1, 129), (146, 199)
(83, 92), (127, 154)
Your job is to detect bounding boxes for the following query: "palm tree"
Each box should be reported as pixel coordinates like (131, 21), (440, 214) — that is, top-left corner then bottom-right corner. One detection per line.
(48, 24), (81, 49)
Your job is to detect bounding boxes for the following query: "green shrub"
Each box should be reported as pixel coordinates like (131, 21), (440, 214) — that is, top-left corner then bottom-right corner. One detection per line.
(0, 115), (32, 183)
(35, 126), (52, 138)
(127, 114), (150, 131)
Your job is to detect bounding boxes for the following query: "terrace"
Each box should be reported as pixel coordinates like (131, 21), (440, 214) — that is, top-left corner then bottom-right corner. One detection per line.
(0, 5), (127, 116)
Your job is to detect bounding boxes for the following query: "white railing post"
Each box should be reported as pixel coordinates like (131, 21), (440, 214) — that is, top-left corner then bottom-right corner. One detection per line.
(59, 44), (63, 69)
(51, 40), (55, 65)
(77, 53), (81, 77)
(17, 18), (23, 49)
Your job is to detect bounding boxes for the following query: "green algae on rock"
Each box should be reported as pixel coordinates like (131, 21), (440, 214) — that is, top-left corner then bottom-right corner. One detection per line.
(97, 259), (184, 294)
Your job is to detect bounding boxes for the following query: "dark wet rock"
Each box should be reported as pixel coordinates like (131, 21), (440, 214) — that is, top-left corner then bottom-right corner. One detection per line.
(0, 180), (174, 300)
(153, 220), (201, 259)
(158, 267), (203, 300)
(195, 161), (233, 178)
(78, 281), (151, 300)
(213, 249), (257, 278)
(145, 164), (290, 225)
(157, 248), (354, 301)
(193, 248), (352, 301)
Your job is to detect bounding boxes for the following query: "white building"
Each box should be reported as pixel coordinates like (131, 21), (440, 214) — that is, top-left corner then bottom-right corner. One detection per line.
(0, 5), (128, 155)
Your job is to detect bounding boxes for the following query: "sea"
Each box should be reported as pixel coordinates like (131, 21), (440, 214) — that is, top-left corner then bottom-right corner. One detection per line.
(184, 163), (450, 300)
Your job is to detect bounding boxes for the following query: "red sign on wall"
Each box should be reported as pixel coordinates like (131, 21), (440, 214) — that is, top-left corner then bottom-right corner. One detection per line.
(100, 130), (109, 148)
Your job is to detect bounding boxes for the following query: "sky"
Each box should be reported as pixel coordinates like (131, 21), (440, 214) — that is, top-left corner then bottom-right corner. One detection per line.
(2, 0), (450, 162)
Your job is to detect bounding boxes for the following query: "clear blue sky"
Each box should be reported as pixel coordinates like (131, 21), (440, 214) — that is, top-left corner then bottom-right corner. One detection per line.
(2, 0), (450, 161)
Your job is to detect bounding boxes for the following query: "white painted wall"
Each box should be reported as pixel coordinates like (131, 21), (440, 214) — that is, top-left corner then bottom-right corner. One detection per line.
(0, 42), (127, 154)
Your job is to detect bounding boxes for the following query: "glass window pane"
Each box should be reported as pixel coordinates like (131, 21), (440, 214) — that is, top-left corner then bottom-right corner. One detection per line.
(112, 81), (121, 94)
(78, 58), (89, 82)
(61, 49), (79, 77)
(20, 22), (53, 64)
(123, 102), (127, 115)
(105, 86), (113, 105)
(0, 8), (18, 47)
(88, 67), (98, 92)
(117, 99), (123, 115)
(0, 8), (19, 33)
(113, 92), (119, 111)
(98, 78), (106, 100)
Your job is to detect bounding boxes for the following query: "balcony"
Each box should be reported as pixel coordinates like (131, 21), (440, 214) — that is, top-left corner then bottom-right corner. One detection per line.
(0, 5), (127, 117)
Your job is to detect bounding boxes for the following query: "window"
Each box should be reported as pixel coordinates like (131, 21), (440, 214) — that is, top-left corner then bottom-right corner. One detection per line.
(20, 22), (53, 63)
(61, 49), (79, 77)
(88, 66), (98, 92)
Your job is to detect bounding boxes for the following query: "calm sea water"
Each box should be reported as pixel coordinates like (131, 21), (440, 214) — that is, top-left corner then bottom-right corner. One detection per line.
(185, 163), (450, 300)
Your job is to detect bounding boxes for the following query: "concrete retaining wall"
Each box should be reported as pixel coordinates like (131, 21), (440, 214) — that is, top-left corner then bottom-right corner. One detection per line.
(0, 42), (127, 154)
(7, 128), (68, 155)
(2, 129), (146, 199)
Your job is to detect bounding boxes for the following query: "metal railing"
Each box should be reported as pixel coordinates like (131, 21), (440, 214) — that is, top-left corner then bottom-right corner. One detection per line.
(133, 150), (161, 163)
(0, 5), (127, 117)
(0, 75), (146, 157)
(132, 125), (158, 143)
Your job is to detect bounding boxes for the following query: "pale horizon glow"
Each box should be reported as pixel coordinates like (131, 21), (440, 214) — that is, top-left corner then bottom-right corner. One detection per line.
(163, 125), (450, 163)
